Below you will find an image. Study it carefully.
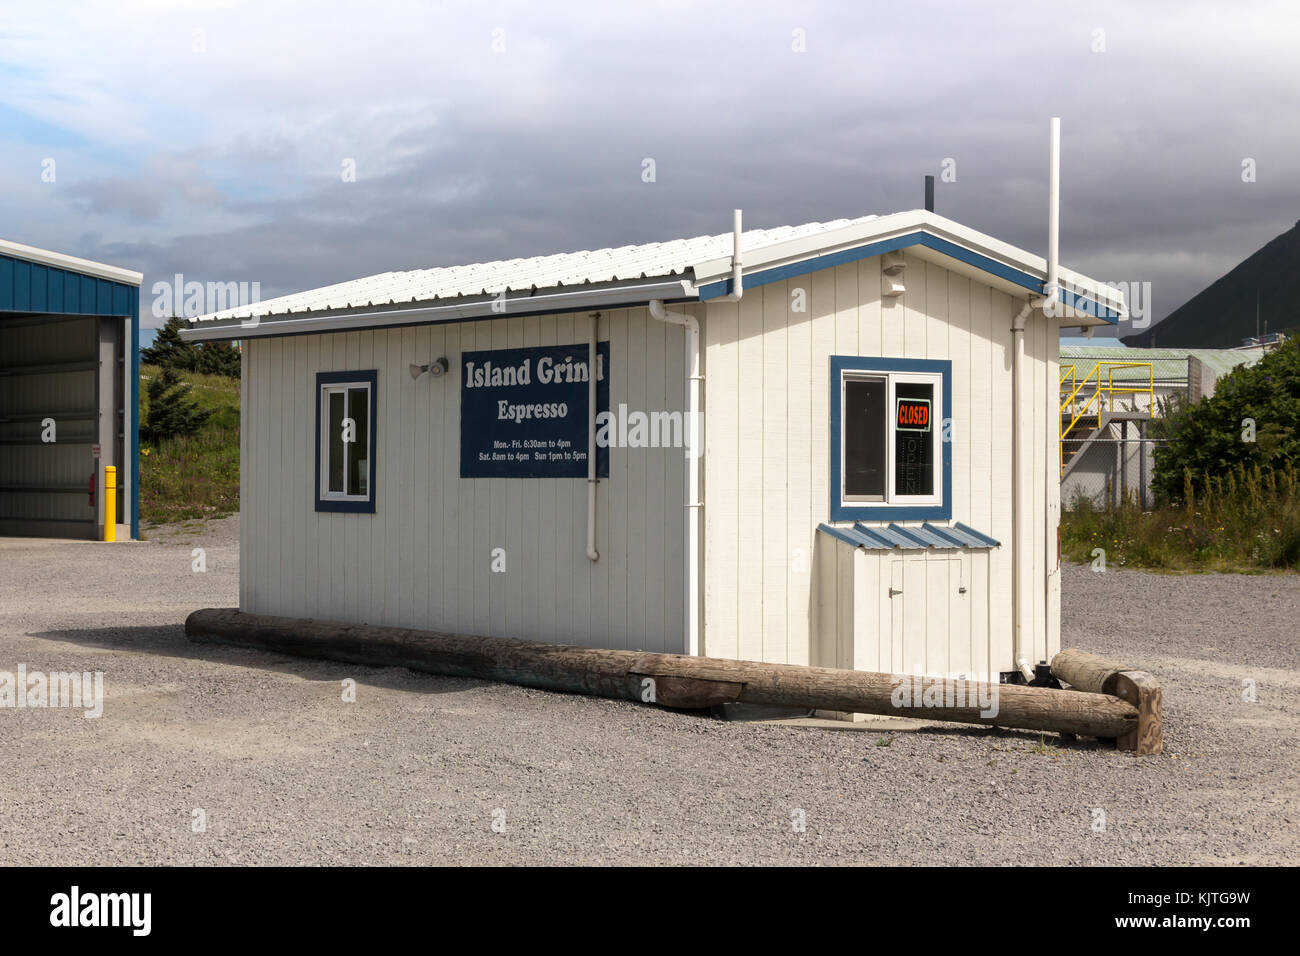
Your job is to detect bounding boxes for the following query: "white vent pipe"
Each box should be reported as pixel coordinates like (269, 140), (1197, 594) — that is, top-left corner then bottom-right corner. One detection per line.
(724, 209), (743, 300)
(1010, 117), (1062, 684)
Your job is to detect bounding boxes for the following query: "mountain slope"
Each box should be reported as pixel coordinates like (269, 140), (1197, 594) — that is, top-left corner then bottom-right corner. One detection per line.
(1124, 220), (1300, 348)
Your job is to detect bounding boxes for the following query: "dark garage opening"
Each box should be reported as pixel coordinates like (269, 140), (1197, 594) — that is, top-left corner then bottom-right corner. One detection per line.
(0, 241), (141, 540)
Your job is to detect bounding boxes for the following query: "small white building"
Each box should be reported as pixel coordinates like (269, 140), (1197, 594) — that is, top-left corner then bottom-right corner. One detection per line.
(183, 209), (1128, 684)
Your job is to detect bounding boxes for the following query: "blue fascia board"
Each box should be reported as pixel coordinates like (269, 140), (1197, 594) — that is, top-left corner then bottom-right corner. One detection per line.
(0, 252), (137, 317)
(698, 231), (1120, 326)
(700, 232), (924, 300)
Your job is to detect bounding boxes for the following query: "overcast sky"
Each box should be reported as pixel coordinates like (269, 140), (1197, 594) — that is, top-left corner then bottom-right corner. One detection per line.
(2, 0), (1297, 333)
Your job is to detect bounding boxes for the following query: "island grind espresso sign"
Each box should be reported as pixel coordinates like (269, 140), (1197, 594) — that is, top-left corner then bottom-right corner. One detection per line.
(460, 342), (611, 478)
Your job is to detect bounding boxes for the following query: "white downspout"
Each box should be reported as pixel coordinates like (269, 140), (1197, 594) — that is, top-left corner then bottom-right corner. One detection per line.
(586, 311), (599, 561)
(650, 299), (704, 657)
(1010, 301), (1034, 683)
(644, 211), (739, 655)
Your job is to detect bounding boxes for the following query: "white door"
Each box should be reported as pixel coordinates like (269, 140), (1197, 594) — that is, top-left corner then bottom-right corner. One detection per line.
(890, 556), (966, 676)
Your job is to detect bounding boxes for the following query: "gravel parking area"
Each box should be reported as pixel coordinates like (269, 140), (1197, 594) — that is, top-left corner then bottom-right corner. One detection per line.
(1, 517), (1297, 865)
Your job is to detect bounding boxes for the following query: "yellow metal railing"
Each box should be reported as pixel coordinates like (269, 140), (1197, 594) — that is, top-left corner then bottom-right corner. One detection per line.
(1059, 362), (1153, 474)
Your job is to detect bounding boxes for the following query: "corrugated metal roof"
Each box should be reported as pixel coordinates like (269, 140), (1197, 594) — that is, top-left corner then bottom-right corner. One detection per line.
(193, 217), (878, 322)
(817, 521), (1000, 551)
(1060, 345), (1264, 383)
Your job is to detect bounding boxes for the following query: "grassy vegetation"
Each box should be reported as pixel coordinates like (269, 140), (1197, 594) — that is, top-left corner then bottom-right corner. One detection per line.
(1062, 461), (1300, 572)
(138, 364), (240, 526)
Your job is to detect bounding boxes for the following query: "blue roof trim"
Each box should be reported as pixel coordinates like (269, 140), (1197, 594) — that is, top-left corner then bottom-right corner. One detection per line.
(951, 522), (1001, 548)
(816, 521), (1001, 551)
(700, 232), (924, 300)
(698, 231), (1120, 326)
(0, 253), (138, 317)
(817, 523), (862, 548)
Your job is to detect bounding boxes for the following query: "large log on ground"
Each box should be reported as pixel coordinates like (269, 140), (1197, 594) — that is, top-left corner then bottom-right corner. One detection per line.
(186, 609), (1141, 741)
(1050, 648), (1136, 694)
(1052, 649), (1163, 755)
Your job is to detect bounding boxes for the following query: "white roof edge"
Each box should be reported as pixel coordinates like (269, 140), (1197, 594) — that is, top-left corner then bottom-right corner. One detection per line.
(691, 209), (1126, 314)
(0, 238), (143, 286)
(179, 278), (696, 342)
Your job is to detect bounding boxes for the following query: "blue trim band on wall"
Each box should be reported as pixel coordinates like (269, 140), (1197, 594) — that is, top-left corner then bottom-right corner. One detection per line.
(314, 369), (379, 514)
(828, 355), (953, 522)
(697, 232), (1120, 324)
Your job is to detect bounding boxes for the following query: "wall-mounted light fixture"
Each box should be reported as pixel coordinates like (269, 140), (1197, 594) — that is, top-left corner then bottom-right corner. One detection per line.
(409, 357), (450, 380)
(881, 250), (906, 297)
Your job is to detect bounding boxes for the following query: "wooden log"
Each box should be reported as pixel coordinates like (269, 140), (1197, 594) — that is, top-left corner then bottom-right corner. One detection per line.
(1112, 671), (1163, 755)
(186, 609), (1141, 740)
(1052, 649), (1163, 755)
(1050, 648), (1137, 694)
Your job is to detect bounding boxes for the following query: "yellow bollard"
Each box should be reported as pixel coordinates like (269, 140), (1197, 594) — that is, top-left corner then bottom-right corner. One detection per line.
(103, 466), (116, 543)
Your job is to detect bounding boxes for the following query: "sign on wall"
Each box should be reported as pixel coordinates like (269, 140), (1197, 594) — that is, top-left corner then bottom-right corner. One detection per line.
(460, 342), (611, 478)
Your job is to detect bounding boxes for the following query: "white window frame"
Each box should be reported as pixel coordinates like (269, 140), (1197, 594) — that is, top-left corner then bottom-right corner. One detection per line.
(840, 368), (944, 508)
(319, 380), (373, 504)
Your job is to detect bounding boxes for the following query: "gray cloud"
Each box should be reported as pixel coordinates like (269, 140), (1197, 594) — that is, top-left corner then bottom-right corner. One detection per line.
(9, 1), (1296, 334)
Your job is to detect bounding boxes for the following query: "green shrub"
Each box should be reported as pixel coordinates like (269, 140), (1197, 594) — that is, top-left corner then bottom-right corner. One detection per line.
(1153, 337), (1300, 502)
(142, 366), (212, 442)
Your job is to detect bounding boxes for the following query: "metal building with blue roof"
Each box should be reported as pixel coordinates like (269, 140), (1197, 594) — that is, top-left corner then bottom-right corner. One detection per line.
(0, 238), (142, 540)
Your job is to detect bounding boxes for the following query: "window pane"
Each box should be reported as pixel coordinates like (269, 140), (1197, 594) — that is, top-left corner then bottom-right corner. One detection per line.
(895, 382), (934, 496)
(327, 391), (345, 494)
(844, 378), (886, 497)
(347, 387), (369, 497)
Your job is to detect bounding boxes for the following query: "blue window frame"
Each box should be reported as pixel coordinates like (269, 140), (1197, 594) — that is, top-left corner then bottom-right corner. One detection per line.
(829, 356), (952, 522)
(315, 370), (378, 513)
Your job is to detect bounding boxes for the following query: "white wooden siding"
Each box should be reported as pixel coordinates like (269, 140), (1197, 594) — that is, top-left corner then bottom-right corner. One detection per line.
(705, 254), (1057, 675)
(241, 251), (1060, 677)
(812, 537), (995, 722)
(241, 308), (688, 651)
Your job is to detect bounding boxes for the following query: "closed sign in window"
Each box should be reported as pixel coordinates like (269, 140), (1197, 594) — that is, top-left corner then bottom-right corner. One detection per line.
(894, 383), (934, 496)
(896, 396), (931, 431)
(837, 363), (944, 512)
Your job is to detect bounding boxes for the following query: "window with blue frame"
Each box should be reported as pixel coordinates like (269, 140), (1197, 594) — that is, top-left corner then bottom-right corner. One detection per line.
(830, 356), (951, 521)
(315, 370), (378, 513)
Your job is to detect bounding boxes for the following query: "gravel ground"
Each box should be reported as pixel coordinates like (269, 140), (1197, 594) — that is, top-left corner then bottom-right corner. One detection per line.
(1, 516), (1296, 866)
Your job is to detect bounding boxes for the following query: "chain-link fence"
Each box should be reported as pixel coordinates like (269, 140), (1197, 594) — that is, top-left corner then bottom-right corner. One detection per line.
(1061, 431), (1167, 511)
